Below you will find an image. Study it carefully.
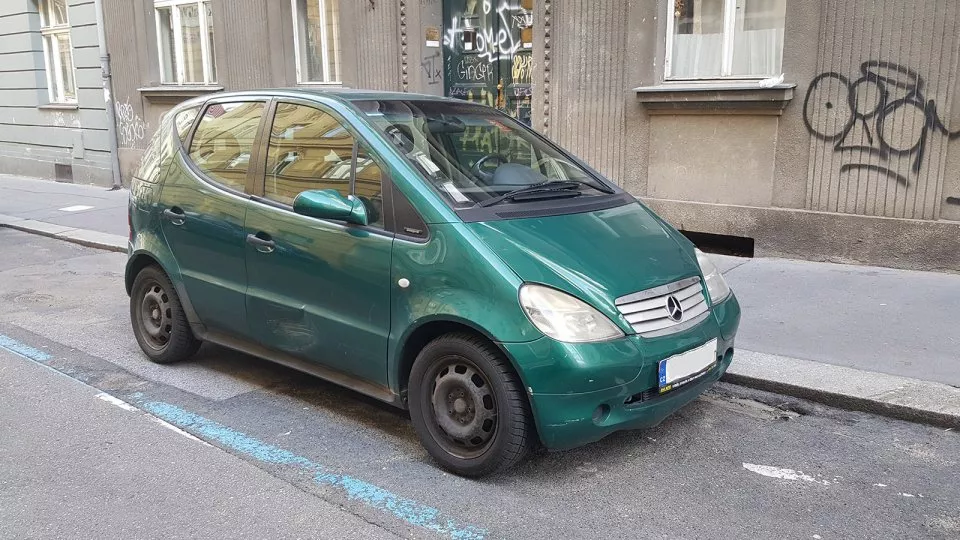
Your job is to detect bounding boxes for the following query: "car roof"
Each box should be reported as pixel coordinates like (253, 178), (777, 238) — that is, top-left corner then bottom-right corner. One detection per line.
(191, 87), (459, 106)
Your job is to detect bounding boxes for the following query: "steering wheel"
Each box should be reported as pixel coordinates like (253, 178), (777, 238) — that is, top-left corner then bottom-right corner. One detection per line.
(471, 154), (510, 183)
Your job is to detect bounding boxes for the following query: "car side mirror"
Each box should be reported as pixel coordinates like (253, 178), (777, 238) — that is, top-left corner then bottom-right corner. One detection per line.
(293, 189), (369, 226)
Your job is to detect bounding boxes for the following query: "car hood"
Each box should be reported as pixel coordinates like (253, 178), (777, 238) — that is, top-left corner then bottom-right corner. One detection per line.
(465, 201), (701, 324)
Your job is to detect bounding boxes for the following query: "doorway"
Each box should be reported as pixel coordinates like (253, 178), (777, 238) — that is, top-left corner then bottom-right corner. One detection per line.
(442, 0), (534, 125)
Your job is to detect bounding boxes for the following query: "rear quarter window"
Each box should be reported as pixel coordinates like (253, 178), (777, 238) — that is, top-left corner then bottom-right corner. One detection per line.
(133, 112), (174, 184)
(174, 105), (201, 143)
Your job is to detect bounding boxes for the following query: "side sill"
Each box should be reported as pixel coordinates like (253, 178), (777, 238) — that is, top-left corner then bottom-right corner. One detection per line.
(199, 330), (403, 408)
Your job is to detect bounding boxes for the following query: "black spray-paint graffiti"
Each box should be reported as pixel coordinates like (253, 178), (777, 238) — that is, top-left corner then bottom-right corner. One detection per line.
(803, 60), (960, 187)
(421, 51), (442, 85)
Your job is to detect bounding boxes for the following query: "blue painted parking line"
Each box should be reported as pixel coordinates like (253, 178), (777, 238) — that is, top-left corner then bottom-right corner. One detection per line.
(4, 330), (488, 539)
(0, 334), (52, 362)
(136, 398), (488, 540)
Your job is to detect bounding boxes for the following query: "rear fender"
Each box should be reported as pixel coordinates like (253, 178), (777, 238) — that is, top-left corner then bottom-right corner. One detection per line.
(126, 232), (203, 329)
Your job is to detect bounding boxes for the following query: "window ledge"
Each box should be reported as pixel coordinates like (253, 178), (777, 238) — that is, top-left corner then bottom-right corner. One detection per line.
(37, 103), (79, 111)
(139, 85), (224, 104)
(634, 82), (795, 115)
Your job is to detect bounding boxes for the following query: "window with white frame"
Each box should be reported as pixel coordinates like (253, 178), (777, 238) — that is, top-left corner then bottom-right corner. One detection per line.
(155, 0), (217, 84)
(292, 0), (342, 83)
(666, 0), (786, 79)
(39, 0), (76, 103)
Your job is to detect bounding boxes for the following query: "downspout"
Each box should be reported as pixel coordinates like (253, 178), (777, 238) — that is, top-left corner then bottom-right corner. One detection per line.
(94, 0), (123, 190)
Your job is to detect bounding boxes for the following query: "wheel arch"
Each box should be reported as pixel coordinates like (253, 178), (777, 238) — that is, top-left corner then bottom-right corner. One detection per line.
(125, 248), (203, 328)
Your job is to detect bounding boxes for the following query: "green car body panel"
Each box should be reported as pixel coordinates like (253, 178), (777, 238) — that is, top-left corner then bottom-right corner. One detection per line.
(127, 89), (741, 452)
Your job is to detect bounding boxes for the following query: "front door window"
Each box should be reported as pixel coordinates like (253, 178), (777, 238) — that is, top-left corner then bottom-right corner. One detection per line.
(264, 102), (385, 228)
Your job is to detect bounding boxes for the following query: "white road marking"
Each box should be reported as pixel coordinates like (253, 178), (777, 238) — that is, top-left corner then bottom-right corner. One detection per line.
(59, 205), (94, 212)
(95, 392), (139, 412)
(874, 483), (888, 487)
(742, 463), (832, 485)
(147, 416), (213, 447)
(94, 391), (211, 447)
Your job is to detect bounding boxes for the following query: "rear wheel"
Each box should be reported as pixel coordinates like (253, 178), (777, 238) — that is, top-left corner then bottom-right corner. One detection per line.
(408, 333), (534, 477)
(130, 265), (200, 364)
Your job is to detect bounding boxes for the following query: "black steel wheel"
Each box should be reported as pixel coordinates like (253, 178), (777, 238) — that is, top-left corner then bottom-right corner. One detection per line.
(409, 333), (534, 477)
(130, 265), (200, 364)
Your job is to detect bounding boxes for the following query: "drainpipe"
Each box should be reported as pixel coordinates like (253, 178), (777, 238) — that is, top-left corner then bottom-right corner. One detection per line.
(94, 0), (123, 190)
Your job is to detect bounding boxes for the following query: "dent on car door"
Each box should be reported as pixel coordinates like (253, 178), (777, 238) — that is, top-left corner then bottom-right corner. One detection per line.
(244, 101), (393, 385)
(158, 100), (266, 337)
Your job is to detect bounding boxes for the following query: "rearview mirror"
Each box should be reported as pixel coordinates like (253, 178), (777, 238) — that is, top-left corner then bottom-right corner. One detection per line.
(293, 189), (369, 226)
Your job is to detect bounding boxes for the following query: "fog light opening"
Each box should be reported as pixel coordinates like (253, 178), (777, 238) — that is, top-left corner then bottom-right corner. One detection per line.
(592, 404), (611, 425)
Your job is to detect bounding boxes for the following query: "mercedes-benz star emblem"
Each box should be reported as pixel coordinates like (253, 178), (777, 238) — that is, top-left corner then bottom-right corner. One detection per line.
(665, 295), (683, 322)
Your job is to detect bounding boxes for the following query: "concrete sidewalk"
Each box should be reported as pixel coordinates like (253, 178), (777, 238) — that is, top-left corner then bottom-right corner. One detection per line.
(0, 174), (128, 251)
(2, 174), (958, 428)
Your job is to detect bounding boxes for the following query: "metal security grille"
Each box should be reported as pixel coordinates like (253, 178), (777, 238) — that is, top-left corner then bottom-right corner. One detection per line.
(614, 277), (710, 337)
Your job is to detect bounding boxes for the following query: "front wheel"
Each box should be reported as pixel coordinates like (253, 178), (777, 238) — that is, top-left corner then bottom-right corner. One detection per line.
(130, 265), (201, 364)
(408, 333), (534, 477)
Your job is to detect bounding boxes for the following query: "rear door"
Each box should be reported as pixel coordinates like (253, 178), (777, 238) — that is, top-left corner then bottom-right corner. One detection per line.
(243, 99), (394, 385)
(158, 99), (267, 337)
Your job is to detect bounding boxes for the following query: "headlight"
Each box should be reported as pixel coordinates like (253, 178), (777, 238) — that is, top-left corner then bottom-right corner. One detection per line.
(695, 249), (731, 304)
(519, 284), (624, 343)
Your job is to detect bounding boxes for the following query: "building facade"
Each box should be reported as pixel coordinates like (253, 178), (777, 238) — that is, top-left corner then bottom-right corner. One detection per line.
(0, 0), (113, 185)
(99, 0), (960, 271)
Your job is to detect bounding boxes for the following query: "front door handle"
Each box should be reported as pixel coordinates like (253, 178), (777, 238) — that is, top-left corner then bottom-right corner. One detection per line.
(246, 233), (276, 253)
(162, 208), (185, 226)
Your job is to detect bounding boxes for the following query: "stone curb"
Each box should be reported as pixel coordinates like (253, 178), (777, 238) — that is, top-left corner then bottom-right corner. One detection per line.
(0, 214), (126, 253)
(724, 349), (960, 429)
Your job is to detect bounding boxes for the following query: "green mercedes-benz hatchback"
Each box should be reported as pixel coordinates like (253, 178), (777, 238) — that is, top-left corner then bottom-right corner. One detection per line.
(127, 89), (740, 477)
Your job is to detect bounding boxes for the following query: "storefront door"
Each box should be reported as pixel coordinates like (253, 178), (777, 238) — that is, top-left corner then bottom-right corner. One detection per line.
(442, 0), (533, 125)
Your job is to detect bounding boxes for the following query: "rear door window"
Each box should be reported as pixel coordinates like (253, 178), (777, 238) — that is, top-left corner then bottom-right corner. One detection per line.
(188, 101), (265, 192)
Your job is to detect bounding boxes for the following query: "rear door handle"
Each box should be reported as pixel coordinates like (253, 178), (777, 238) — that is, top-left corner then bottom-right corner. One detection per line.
(246, 233), (276, 253)
(162, 208), (185, 226)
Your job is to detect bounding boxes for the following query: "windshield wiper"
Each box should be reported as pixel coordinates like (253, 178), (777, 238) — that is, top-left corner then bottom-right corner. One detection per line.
(478, 179), (614, 208)
(479, 181), (581, 207)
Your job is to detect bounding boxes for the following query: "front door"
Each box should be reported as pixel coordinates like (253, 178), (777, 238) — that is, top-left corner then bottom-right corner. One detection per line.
(158, 100), (266, 337)
(443, 0), (534, 124)
(244, 101), (393, 384)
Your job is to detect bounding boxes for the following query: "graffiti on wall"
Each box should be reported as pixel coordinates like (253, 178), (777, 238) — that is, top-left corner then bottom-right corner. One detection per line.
(443, 0), (524, 63)
(116, 97), (148, 147)
(803, 60), (960, 188)
(421, 51), (443, 85)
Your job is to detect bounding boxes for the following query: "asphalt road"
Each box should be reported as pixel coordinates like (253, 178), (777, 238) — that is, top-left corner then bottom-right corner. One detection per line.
(1, 228), (958, 539)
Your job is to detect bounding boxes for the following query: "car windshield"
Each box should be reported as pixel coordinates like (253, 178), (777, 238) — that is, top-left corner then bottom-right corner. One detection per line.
(352, 100), (613, 208)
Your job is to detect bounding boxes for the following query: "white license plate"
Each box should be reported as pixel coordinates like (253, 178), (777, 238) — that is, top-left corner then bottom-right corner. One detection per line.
(658, 339), (718, 394)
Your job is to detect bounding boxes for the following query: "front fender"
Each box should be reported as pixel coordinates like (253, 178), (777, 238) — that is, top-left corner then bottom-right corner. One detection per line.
(387, 223), (543, 392)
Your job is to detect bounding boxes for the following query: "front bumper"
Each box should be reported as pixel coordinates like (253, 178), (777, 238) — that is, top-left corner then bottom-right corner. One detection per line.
(502, 293), (740, 450)
(529, 348), (732, 450)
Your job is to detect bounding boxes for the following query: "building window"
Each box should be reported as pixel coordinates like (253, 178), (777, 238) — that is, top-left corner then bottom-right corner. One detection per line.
(155, 0), (217, 85)
(292, 0), (342, 83)
(39, 0), (76, 103)
(666, 0), (786, 79)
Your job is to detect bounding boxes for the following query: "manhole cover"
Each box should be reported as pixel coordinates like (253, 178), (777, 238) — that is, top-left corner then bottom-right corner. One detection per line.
(13, 293), (55, 304)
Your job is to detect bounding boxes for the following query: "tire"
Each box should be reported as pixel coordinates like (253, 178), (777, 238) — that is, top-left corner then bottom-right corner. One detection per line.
(408, 333), (534, 477)
(130, 265), (201, 364)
